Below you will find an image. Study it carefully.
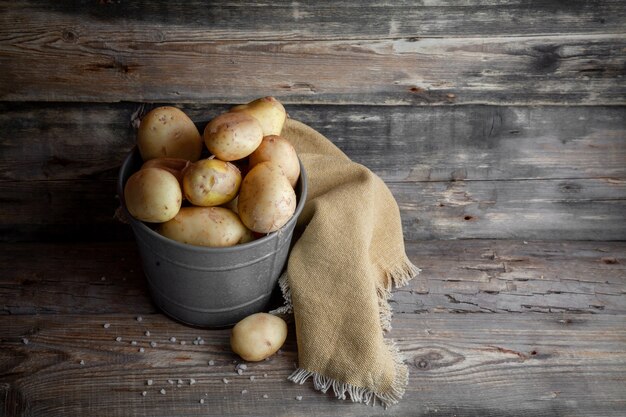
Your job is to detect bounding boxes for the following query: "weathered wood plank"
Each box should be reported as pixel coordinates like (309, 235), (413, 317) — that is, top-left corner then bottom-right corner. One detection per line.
(1, 241), (624, 315)
(2, 103), (625, 182)
(3, 0), (624, 41)
(394, 177), (626, 241)
(1, 33), (624, 104)
(1, 177), (624, 242)
(0, 313), (624, 416)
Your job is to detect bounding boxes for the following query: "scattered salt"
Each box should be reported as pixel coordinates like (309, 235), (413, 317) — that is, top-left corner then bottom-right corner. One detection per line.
(101, 276), (106, 281)
(237, 369), (243, 375)
(141, 391), (147, 397)
(131, 341), (138, 346)
(103, 323), (111, 329)
(22, 338), (29, 345)
(177, 379), (183, 385)
(170, 337), (176, 342)
(193, 340), (199, 345)
(198, 340), (205, 345)
(79, 360), (85, 365)
(139, 347), (145, 353)
(263, 373), (268, 378)
(208, 360), (215, 366)
(190, 378), (196, 385)
(263, 394), (269, 399)
(150, 341), (157, 348)
(295, 396), (302, 401)
(168, 379), (174, 385)
(222, 378), (229, 384)
(249, 376), (255, 381)
(241, 389), (248, 394)
(147, 380), (153, 386)
(115, 336), (122, 342)
(180, 341), (186, 345)
(200, 399), (205, 404)
(145, 330), (150, 337)
(136, 316), (143, 322)
(160, 389), (166, 395)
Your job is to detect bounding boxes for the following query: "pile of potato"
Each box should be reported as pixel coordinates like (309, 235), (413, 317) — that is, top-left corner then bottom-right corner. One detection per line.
(124, 97), (300, 247)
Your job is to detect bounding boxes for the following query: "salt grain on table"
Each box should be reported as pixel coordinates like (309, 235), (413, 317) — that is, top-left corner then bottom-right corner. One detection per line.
(131, 341), (137, 346)
(160, 389), (166, 395)
(141, 391), (147, 397)
(249, 376), (255, 381)
(170, 337), (176, 342)
(222, 378), (229, 384)
(208, 360), (215, 366)
(79, 360), (85, 365)
(237, 369), (243, 375)
(146, 380), (153, 386)
(150, 341), (157, 348)
(177, 379), (183, 385)
(144, 330), (150, 337)
(263, 394), (269, 399)
(22, 338), (29, 345)
(180, 341), (186, 345)
(138, 347), (144, 353)
(115, 336), (122, 342)
(295, 396), (303, 401)
(199, 399), (205, 404)
(241, 389), (248, 394)
(136, 316), (143, 322)
(103, 323), (110, 329)
(168, 379), (174, 385)
(190, 378), (196, 385)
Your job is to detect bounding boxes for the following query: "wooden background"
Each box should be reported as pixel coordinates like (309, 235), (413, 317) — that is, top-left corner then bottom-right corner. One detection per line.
(1, 1), (625, 416)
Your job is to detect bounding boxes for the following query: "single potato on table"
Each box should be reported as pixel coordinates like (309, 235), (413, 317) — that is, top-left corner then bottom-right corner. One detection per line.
(158, 207), (251, 247)
(182, 158), (241, 207)
(137, 106), (203, 162)
(203, 112), (263, 161)
(249, 135), (300, 188)
(238, 162), (297, 234)
(124, 167), (182, 223)
(230, 313), (288, 361)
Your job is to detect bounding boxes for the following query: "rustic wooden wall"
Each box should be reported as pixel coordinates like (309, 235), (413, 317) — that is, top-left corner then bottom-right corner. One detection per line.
(1, 1), (624, 242)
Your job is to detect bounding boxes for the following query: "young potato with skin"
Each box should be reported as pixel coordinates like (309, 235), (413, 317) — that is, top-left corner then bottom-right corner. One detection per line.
(137, 106), (203, 162)
(183, 158), (241, 207)
(203, 112), (263, 161)
(230, 97), (287, 137)
(124, 168), (182, 223)
(230, 313), (288, 362)
(141, 157), (190, 186)
(238, 162), (296, 233)
(249, 135), (300, 188)
(158, 207), (249, 247)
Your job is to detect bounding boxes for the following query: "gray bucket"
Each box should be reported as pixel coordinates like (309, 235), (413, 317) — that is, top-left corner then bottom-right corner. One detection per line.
(118, 147), (307, 328)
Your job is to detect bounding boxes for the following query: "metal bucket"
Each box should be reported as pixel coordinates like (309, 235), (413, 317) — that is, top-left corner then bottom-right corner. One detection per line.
(118, 147), (307, 328)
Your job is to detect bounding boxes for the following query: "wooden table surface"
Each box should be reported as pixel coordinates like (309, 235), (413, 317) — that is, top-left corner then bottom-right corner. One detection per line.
(1, 2), (625, 416)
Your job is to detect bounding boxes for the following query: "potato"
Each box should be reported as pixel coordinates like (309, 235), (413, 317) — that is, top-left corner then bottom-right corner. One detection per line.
(124, 168), (182, 223)
(182, 158), (241, 207)
(137, 106), (203, 162)
(158, 207), (248, 247)
(203, 112), (263, 161)
(230, 97), (287, 137)
(230, 313), (287, 362)
(249, 135), (300, 188)
(141, 157), (191, 185)
(238, 162), (296, 233)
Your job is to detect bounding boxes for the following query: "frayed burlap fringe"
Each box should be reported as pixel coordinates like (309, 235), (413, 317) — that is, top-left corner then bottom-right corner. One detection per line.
(288, 337), (409, 408)
(274, 257), (420, 407)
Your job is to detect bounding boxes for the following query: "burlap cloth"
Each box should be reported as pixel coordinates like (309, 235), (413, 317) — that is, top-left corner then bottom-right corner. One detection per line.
(275, 118), (420, 407)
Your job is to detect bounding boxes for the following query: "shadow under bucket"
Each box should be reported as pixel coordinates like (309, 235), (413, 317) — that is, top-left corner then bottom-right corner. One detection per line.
(118, 148), (307, 328)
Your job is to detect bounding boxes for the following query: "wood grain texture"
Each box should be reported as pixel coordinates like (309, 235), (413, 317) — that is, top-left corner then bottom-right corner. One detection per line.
(2, 103), (625, 182)
(1, 176), (624, 242)
(1, 32), (624, 104)
(0, 313), (624, 417)
(2, 0), (624, 41)
(1, 240), (624, 316)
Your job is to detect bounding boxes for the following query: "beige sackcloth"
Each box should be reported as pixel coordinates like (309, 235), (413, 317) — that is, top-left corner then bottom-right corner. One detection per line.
(274, 118), (420, 407)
